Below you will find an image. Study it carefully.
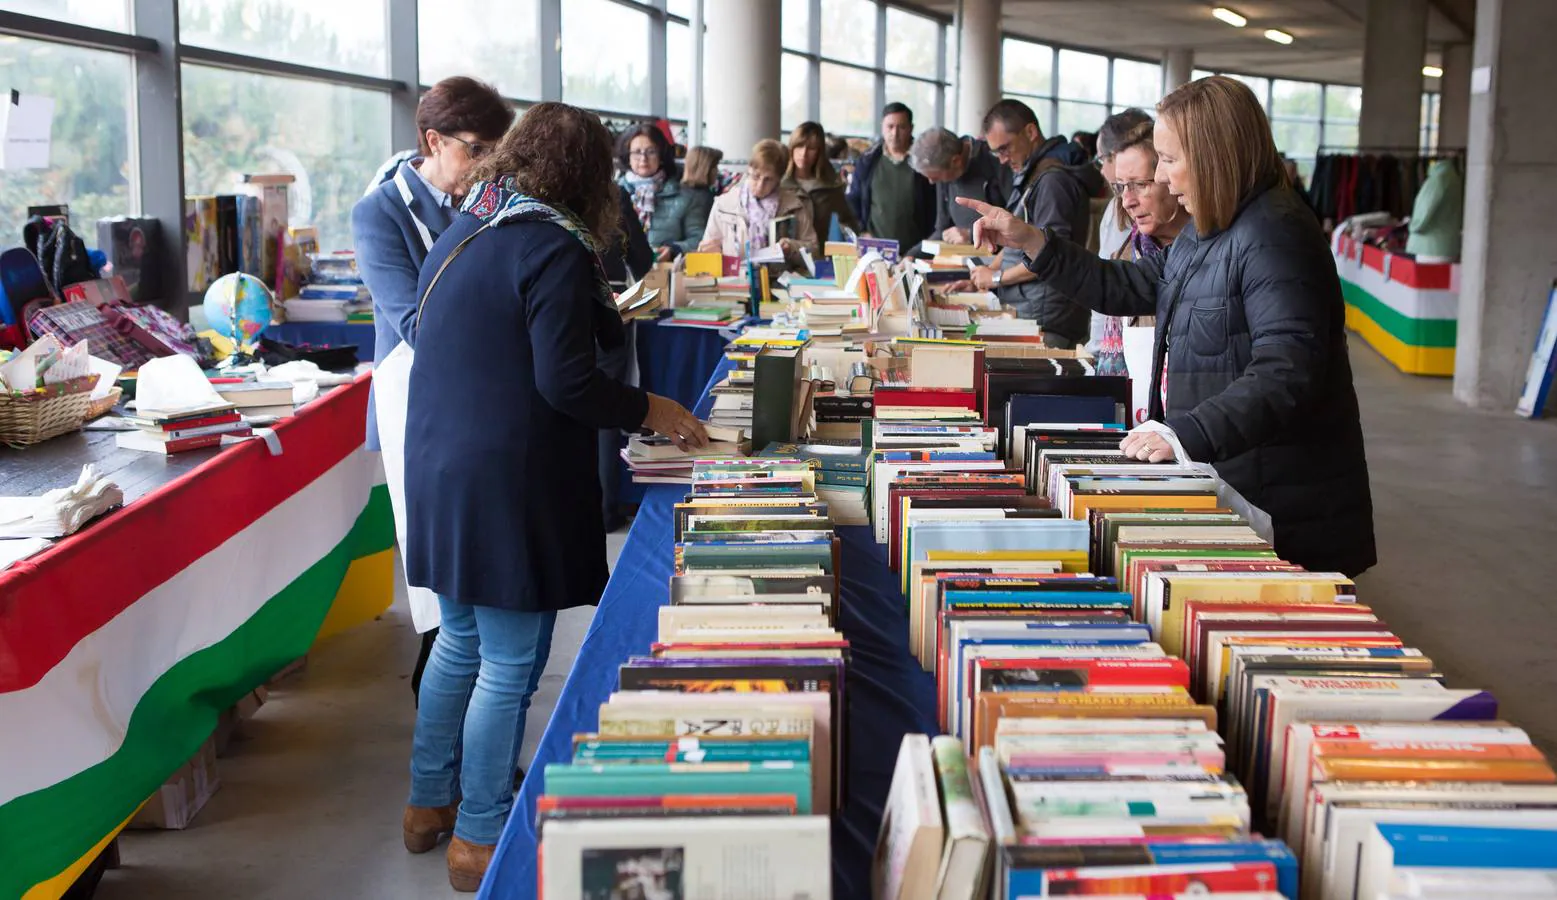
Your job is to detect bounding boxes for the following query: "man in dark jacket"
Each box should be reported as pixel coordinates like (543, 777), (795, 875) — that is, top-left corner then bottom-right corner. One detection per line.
(846, 102), (936, 249)
(909, 126), (1012, 245)
(973, 99), (1104, 347)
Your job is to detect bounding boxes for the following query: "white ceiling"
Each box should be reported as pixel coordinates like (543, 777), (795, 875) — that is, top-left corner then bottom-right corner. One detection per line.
(919, 0), (1475, 86)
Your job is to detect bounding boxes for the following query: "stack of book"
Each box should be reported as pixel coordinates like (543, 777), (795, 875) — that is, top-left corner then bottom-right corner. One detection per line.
(284, 252), (370, 323)
(535, 458), (842, 898)
(663, 305), (744, 329)
(213, 379), (295, 420)
(116, 398), (249, 454)
(621, 424), (748, 484)
(758, 441), (870, 526)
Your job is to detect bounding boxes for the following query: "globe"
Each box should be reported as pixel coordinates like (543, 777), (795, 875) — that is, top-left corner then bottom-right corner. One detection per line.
(203, 272), (274, 347)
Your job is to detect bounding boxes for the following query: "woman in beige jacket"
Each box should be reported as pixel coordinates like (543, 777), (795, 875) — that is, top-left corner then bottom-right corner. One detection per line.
(699, 138), (818, 261)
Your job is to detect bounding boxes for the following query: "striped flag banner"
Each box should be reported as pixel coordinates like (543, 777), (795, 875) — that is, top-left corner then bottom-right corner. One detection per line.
(0, 375), (396, 899)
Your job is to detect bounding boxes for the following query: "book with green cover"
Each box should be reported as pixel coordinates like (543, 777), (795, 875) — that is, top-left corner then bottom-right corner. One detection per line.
(931, 735), (992, 900)
(542, 761), (814, 814)
(752, 345), (803, 455)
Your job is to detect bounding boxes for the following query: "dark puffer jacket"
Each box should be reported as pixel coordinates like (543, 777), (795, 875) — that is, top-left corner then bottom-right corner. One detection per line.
(1026, 181), (1376, 576)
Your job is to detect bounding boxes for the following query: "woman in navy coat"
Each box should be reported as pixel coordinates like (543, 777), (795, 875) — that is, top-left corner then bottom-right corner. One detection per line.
(399, 102), (708, 891)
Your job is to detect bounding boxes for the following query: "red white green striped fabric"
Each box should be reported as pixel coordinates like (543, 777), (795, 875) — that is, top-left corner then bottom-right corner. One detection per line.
(0, 376), (395, 899)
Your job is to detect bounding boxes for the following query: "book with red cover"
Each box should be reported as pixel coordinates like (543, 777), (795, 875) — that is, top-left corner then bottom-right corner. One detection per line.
(873, 387), (978, 411)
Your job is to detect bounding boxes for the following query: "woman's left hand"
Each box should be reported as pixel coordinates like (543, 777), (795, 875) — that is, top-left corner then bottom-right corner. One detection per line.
(1120, 429), (1177, 463)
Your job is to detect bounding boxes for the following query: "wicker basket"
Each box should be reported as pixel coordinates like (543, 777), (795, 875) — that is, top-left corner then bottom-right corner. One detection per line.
(0, 374), (100, 447)
(86, 386), (124, 421)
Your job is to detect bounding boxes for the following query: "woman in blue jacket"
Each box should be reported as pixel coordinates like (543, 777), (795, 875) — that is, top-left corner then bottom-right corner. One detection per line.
(399, 102), (708, 891)
(615, 123), (711, 260)
(351, 76), (514, 697)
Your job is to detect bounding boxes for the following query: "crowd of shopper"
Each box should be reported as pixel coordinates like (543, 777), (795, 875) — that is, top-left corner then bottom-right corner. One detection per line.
(351, 71), (1375, 893)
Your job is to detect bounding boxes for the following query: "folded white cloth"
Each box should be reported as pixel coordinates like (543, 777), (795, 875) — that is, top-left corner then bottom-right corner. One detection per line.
(0, 464), (125, 539)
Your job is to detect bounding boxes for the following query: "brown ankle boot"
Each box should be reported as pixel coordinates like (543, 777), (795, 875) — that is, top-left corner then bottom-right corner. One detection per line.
(446, 836), (496, 892)
(402, 803), (458, 853)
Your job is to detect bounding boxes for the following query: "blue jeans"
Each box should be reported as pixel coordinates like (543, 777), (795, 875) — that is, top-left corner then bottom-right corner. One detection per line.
(408, 595), (556, 845)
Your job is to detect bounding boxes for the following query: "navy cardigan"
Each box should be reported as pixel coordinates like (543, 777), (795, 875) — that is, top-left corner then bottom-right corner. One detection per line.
(351, 158), (454, 449)
(403, 216), (651, 611)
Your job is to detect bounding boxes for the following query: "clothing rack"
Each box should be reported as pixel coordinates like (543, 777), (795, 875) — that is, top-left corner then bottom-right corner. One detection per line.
(1306, 148), (1462, 224)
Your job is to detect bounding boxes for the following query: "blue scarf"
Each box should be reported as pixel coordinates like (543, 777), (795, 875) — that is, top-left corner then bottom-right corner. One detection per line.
(461, 175), (614, 309)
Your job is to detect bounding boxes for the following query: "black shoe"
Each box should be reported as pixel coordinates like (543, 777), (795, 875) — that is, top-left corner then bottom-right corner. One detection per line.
(514, 767), (526, 792)
(603, 514), (628, 534)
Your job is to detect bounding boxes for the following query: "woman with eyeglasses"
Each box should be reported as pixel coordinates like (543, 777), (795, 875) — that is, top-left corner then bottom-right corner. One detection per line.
(1106, 116), (1190, 263)
(698, 139), (818, 264)
(616, 123), (711, 262)
(401, 102), (708, 890)
(352, 75), (515, 698)
(958, 76), (1375, 577)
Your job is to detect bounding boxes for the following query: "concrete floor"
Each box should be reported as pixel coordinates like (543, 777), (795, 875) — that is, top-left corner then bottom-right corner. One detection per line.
(95, 342), (1557, 898)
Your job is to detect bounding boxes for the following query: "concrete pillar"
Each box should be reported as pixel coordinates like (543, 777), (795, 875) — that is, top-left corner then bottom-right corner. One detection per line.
(1359, 0), (1429, 148)
(1453, 0), (1557, 410)
(703, 0), (781, 154)
(955, 0), (1000, 137)
(1438, 42), (1473, 149)
(1161, 49), (1194, 95)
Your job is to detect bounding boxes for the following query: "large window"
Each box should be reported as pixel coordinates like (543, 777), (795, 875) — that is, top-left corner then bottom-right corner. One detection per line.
(0, 0), (127, 31)
(178, 0), (387, 76)
(1420, 92), (1440, 152)
(1323, 85), (1362, 152)
(182, 66), (391, 252)
(782, 0), (809, 51)
(819, 0), (877, 67)
(667, 22), (692, 121)
(784, 1), (949, 138)
(781, 52), (810, 131)
(1271, 79), (1323, 178)
(562, 0), (651, 115)
(0, 36), (133, 242)
(885, 7), (937, 77)
(419, 0), (539, 100)
(1112, 58), (1162, 111)
(820, 61), (876, 139)
(1002, 38), (1053, 98)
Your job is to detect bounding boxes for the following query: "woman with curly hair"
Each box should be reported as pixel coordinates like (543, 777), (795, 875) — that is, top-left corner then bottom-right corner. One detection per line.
(398, 102), (708, 891)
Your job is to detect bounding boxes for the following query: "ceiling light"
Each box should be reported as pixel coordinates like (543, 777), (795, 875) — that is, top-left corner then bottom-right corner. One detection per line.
(1264, 28), (1294, 44)
(1422, 65), (1443, 78)
(1211, 7), (1248, 27)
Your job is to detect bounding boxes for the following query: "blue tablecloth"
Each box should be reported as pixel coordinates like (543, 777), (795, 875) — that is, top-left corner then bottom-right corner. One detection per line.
(616, 317), (747, 507)
(266, 321), (375, 363)
(481, 361), (938, 900)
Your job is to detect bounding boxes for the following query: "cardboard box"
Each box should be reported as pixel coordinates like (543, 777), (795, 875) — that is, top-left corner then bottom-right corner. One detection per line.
(129, 738), (220, 830)
(213, 686), (269, 755)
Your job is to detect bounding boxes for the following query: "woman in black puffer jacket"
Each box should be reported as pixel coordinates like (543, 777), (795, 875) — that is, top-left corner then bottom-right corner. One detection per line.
(957, 76), (1375, 576)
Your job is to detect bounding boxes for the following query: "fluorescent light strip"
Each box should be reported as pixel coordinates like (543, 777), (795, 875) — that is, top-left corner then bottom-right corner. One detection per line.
(1264, 28), (1294, 44)
(1422, 65), (1444, 77)
(1211, 7), (1248, 27)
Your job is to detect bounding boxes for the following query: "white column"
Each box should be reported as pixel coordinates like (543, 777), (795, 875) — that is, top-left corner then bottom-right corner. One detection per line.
(1454, 0), (1557, 410)
(1358, 0), (1429, 148)
(955, 0), (1001, 137)
(703, 0), (781, 155)
(1437, 41), (1473, 149)
(1161, 49), (1194, 96)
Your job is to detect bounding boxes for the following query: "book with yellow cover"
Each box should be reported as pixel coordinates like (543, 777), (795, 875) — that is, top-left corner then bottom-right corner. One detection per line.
(1146, 573), (1359, 657)
(1070, 491), (1222, 521)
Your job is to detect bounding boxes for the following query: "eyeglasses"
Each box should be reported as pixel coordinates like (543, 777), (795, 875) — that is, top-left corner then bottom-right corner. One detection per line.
(1110, 179), (1157, 198)
(987, 139), (1015, 161)
(629, 148), (661, 159)
(441, 133), (489, 159)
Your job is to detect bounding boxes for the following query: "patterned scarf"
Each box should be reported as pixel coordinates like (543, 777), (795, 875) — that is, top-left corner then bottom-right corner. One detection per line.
(621, 170), (665, 230)
(1129, 225), (1169, 265)
(461, 175), (613, 309)
(741, 181), (780, 251)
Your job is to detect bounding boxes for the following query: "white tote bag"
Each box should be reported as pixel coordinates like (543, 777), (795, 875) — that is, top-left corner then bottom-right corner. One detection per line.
(373, 340), (441, 632)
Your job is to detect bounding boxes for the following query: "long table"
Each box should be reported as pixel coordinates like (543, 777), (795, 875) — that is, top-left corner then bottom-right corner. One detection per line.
(481, 362), (938, 900)
(0, 374), (396, 900)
